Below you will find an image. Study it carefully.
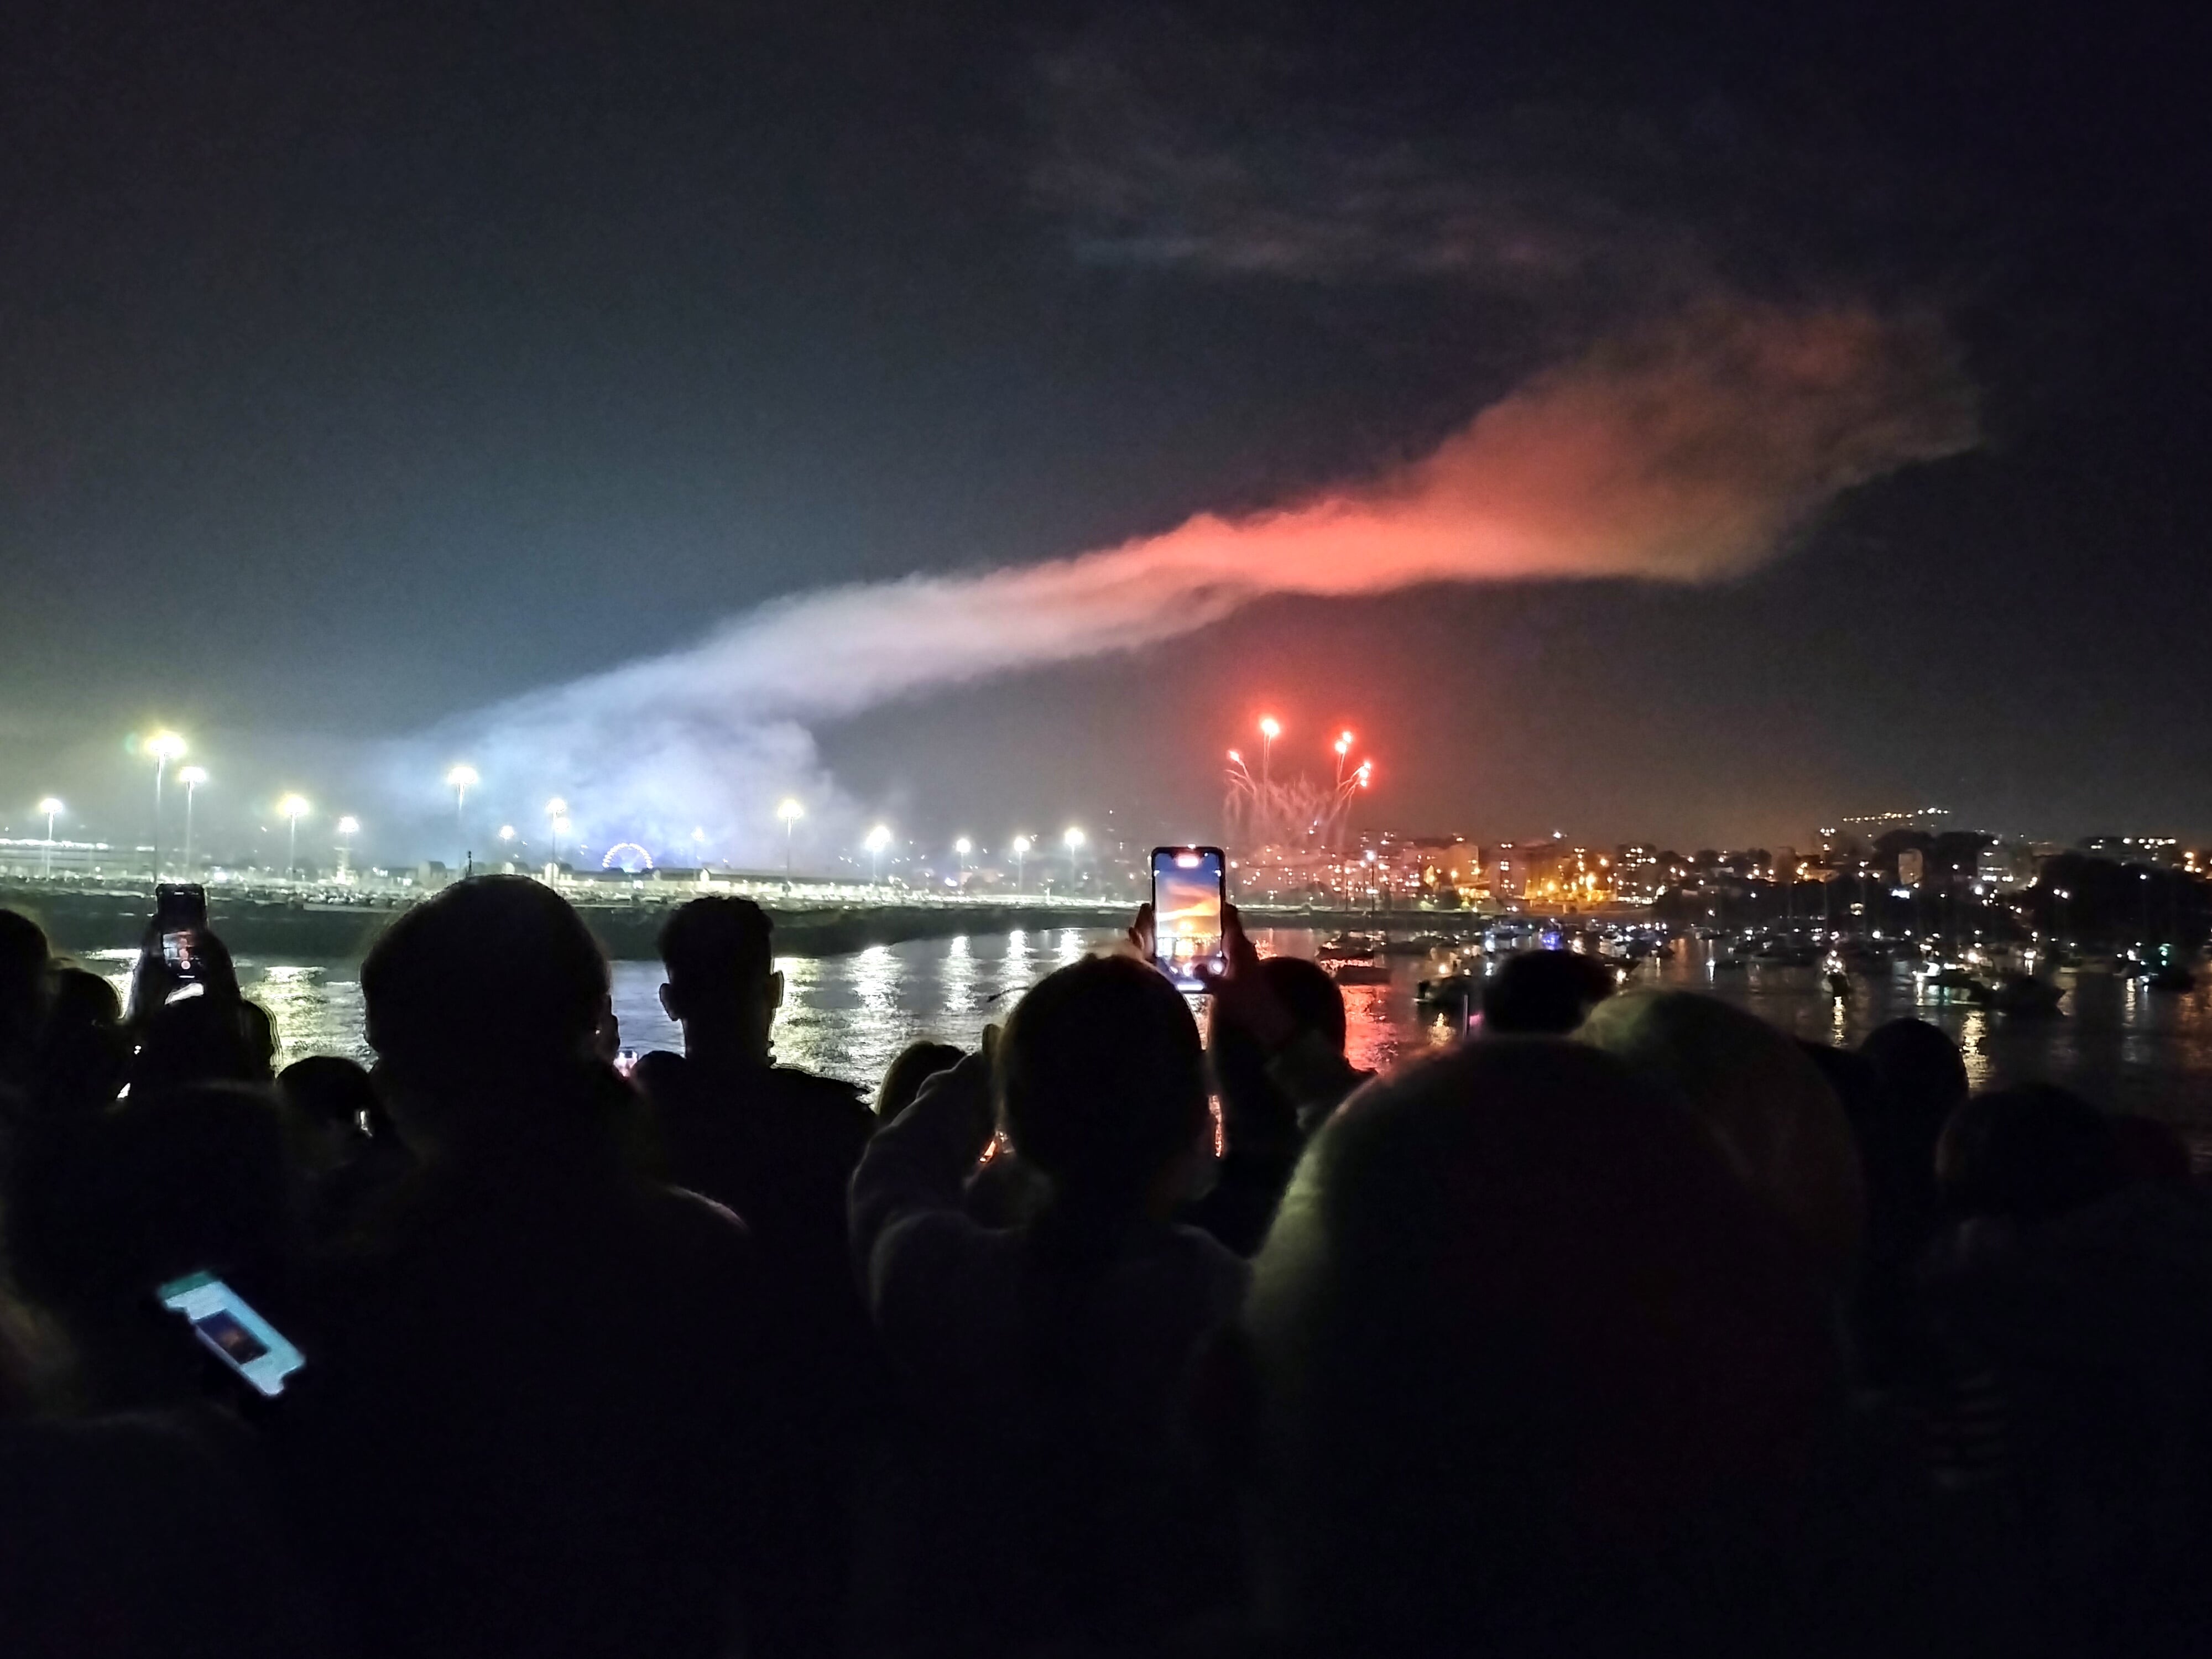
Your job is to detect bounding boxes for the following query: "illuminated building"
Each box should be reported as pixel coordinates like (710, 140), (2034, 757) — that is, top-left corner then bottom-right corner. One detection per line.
(1613, 844), (1660, 904)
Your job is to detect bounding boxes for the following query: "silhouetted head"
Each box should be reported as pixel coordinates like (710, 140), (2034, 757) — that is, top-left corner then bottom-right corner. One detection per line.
(877, 1039), (964, 1123)
(1579, 991), (1865, 1281)
(656, 896), (782, 1065)
(1245, 1040), (1835, 1653)
(362, 876), (609, 1141)
(1859, 1019), (1968, 1121)
(278, 1054), (390, 1171)
(0, 909), (51, 1088)
(999, 953), (1208, 1211)
(47, 965), (122, 1034)
(1209, 955), (1349, 1138)
(1481, 948), (1619, 1035)
(132, 993), (276, 1095)
(1937, 1084), (2120, 1223)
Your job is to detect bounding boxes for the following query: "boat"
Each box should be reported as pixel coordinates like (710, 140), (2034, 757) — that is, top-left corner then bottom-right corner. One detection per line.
(1379, 933), (1451, 957)
(1328, 961), (1394, 985)
(1317, 932), (1383, 961)
(1989, 973), (2064, 1014)
(1416, 972), (1475, 1012)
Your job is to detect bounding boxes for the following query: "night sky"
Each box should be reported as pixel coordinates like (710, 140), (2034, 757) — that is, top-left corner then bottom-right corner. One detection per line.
(2, 1), (2204, 862)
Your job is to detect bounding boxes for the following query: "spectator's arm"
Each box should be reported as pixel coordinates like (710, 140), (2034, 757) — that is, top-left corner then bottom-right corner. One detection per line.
(1265, 1030), (1370, 1120)
(849, 1044), (995, 1304)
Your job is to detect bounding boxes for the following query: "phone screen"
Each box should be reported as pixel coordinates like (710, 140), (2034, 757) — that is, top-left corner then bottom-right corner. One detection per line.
(154, 885), (211, 983)
(1151, 846), (1226, 992)
(156, 1270), (306, 1398)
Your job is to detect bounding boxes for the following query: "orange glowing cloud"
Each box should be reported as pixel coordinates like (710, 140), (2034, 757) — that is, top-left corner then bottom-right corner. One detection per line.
(435, 299), (1974, 842)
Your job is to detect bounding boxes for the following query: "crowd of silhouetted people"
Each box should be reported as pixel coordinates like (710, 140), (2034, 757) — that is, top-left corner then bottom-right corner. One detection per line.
(4, 880), (2212, 1656)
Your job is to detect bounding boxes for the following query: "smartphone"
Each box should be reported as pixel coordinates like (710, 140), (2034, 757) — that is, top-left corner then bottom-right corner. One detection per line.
(155, 1270), (306, 1398)
(1150, 846), (1227, 992)
(154, 883), (211, 982)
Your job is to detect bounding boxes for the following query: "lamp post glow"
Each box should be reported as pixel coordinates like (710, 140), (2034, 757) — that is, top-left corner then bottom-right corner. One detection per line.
(778, 799), (804, 878)
(336, 815), (360, 877)
(278, 795), (311, 881)
(146, 731), (186, 878)
(1062, 826), (1084, 891)
(546, 799), (568, 870)
(498, 825), (516, 865)
(954, 836), (972, 882)
(1011, 833), (1032, 895)
(445, 765), (478, 860)
(551, 816), (572, 878)
(36, 797), (61, 878)
(866, 823), (892, 885)
(177, 766), (207, 873)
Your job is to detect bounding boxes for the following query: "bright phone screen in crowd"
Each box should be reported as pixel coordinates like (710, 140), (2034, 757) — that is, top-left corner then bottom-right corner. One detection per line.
(1150, 846), (1227, 992)
(156, 1270), (306, 1398)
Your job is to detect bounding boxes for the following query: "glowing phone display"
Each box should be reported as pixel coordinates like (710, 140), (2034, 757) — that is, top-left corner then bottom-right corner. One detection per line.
(156, 1270), (306, 1398)
(1151, 846), (1227, 992)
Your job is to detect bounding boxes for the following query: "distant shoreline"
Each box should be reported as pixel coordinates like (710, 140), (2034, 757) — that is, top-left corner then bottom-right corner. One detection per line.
(0, 880), (1503, 963)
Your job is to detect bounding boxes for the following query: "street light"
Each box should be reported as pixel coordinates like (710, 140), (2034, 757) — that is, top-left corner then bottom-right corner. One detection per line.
(445, 765), (478, 860)
(36, 797), (61, 879)
(177, 766), (208, 872)
(1011, 833), (1032, 895)
(278, 794), (311, 881)
(146, 731), (186, 878)
(546, 798), (568, 869)
(1063, 826), (1085, 891)
(550, 816), (572, 878)
(336, 815), (360, 877)
(778, 799), (804, 877)
(866, 823), (893, 885)
(498, 825), (517, 863)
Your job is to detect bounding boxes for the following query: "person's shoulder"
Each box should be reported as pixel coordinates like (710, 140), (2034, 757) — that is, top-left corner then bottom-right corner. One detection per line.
(766, 1065), (873, 1132)
(631, 1048), (690, 1099)
(1155, 1219), (1256, 1309)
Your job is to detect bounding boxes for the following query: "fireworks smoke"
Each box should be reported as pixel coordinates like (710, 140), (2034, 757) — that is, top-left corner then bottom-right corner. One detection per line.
(398, 299), (1974, 860)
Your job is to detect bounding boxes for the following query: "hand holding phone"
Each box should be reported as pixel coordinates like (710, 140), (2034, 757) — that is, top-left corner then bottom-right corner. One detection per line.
(1149, 847), (1227, 992)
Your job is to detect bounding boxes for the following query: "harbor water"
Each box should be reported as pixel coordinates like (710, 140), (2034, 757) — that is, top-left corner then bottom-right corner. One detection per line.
(85, 930), (2212, 1139)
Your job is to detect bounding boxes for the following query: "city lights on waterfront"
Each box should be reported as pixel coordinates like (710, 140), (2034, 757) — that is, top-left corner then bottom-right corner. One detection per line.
(779, 798), (805, 876)
(144, 731), (187, 878)
(278, 794), (311, 879)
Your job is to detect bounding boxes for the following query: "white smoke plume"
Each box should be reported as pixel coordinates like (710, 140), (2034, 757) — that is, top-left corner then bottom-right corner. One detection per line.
(397, 300), (1974, 864)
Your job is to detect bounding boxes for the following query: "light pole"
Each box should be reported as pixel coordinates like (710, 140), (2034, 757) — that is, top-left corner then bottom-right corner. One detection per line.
(550, 816), (572, 879)
(178, 766), (207, 873)
(1063, 826), (1085, 892)
(336, 815), (360, 878)
(867, 823), (892, 885)
(498, 825), (517, 868)
(279, 795), (311, 881)
(778, 799), (804, 878)
(37, 797), (61, 879)
(954, 836), (972, 886)
(1259, 716), (1281, 790)
(1012, 834), (1032, 895)
(146, 731), (186, 878)
(546, 798), (568, 871)
(445, 765), (478, 863)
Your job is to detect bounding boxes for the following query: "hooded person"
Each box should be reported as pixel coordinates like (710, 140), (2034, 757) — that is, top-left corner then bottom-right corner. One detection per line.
(1241, 1039), (1844, 1656)
(1578, 992), (1866, 1287)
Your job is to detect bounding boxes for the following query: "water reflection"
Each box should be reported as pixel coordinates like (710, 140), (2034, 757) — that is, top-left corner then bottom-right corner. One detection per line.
(83, 932), (2212, 1136)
